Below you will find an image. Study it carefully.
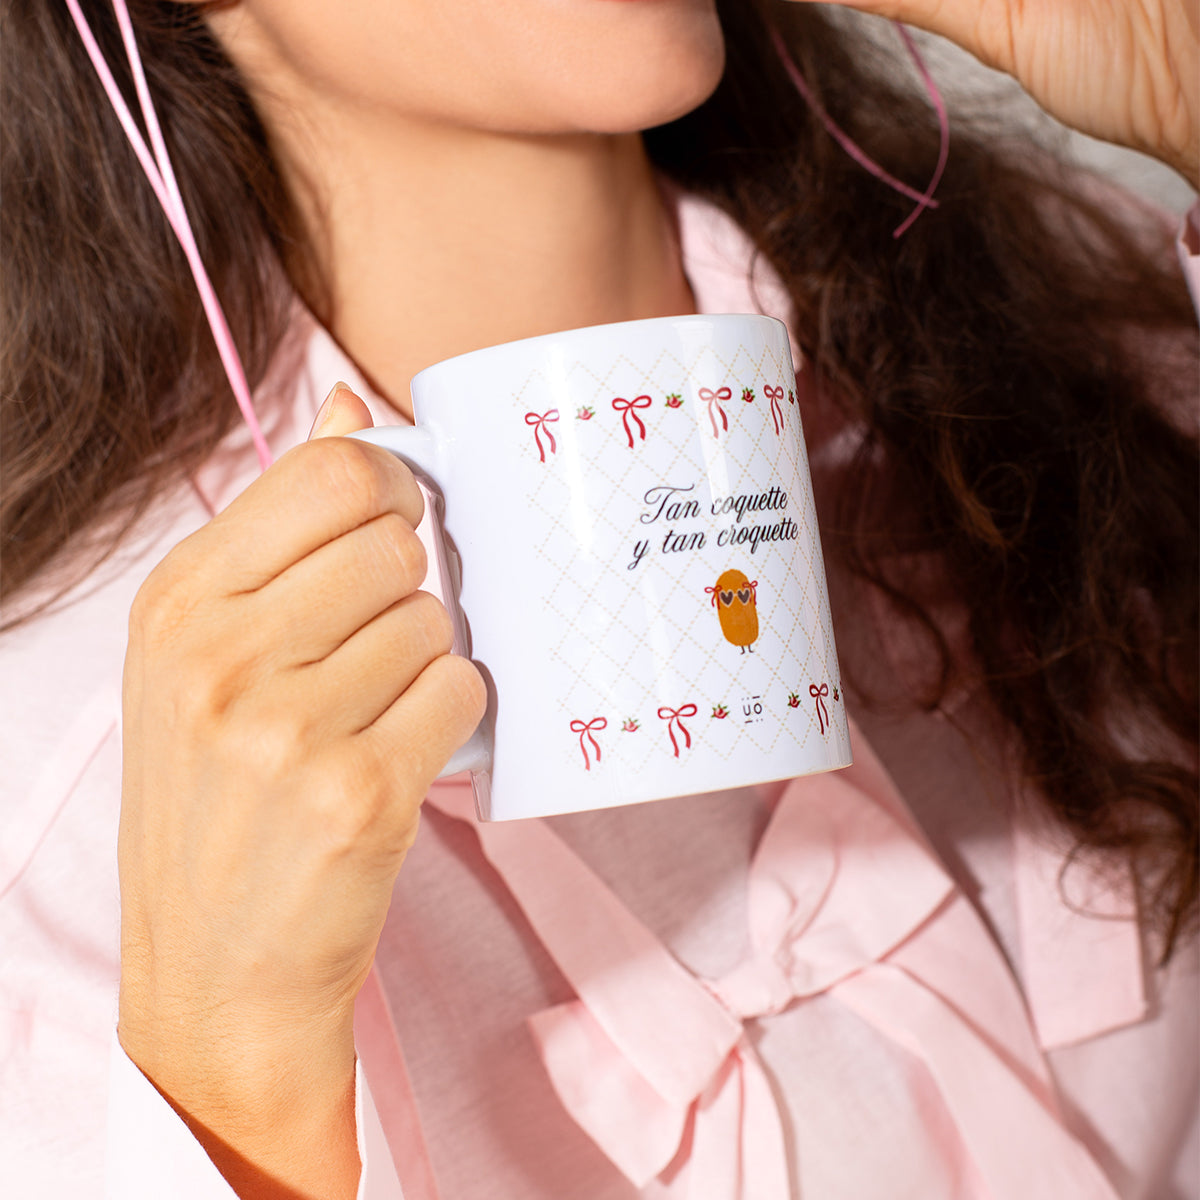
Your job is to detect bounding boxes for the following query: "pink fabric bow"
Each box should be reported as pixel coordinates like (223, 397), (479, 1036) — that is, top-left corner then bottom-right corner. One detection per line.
(520, 767), (957, 1197)
(425, 727), (1122, 1199)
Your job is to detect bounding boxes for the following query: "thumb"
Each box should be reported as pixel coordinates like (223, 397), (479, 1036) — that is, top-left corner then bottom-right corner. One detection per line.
(308, 381), (375, 441)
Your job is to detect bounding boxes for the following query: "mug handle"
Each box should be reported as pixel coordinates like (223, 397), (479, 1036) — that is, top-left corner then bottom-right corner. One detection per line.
(350, 425), (493, 778)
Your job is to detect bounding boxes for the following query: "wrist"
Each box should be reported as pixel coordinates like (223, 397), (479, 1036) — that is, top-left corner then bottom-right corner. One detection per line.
(1147, 107), (1199, 186)
(118, 999), (360, 1198)
(1151, 70), (1198, 186)
(1167, 144), (1199, 190)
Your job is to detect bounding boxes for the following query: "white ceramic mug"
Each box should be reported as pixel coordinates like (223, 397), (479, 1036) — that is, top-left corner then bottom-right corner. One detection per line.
(354, 313), (851, 821)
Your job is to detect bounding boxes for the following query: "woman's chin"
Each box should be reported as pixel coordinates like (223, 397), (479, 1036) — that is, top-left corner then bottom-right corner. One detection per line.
(520, 31), (727, 136)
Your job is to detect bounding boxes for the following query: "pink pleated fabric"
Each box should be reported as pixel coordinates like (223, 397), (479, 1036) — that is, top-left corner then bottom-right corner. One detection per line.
(424, 719), (1122, 1199)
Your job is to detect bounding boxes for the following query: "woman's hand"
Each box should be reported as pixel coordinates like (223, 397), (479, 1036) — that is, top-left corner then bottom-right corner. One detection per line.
(117, 385), (486, 1198)
(789, 0), (1199, 181)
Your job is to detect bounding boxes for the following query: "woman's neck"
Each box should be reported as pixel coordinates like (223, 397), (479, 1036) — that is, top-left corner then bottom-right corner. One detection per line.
(260, 95), (695, 415)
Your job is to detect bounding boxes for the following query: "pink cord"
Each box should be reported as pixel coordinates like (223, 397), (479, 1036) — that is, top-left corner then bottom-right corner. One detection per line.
(769, 21), (950, 238)
(890, 24), (950, 237)
(64, 0), (273, 470)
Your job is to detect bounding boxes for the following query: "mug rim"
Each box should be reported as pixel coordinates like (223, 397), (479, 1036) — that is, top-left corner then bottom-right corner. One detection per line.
(410, 311), (786, 392)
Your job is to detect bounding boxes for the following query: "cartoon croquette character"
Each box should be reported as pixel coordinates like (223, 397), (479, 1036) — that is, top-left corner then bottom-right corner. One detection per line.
(705, 569), (759, 653)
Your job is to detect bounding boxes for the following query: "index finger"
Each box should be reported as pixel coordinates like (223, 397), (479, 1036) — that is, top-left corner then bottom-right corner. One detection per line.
(186, 436), (426, 594)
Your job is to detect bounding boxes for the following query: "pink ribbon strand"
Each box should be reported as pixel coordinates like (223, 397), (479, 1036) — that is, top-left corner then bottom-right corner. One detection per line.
(64, 0), (272, 470)
(769, 20), (950, 239)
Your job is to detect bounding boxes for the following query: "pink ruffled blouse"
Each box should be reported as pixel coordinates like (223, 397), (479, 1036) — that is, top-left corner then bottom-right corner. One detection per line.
(2, 195), (1197, 1199)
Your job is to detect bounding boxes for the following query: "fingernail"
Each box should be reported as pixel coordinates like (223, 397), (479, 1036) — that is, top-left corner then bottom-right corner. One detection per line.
(309, 381), (351, 440)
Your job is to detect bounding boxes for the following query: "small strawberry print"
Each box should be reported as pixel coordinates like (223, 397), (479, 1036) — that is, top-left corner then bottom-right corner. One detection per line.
(741, 387), (755, 404)
(621, 717), (639, 732)
(577, 406), (595, 421)
(712, 703), (729, 720)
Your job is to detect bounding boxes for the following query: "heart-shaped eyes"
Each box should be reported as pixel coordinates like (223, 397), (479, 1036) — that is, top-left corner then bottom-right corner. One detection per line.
(736, 588), (753, 604)
(719, 590), (734, 606)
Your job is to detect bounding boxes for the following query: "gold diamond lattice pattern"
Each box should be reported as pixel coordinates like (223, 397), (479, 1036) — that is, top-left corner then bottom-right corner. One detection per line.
(519, 339), (841, 773)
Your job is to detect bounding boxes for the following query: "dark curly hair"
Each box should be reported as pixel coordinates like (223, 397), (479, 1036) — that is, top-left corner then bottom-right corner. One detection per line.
(3, 1), (1196, 950)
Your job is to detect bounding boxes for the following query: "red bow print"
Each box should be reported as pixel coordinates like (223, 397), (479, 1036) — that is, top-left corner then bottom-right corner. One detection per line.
(809, 683), (830, 736)
(612, 395), (651, 448)
(570, 717), (608, 770)
(657, 704), (698, 758)
(764, 385), (785, 436)
(525, 409), (560, 462)
(698, 387), (731, 439)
